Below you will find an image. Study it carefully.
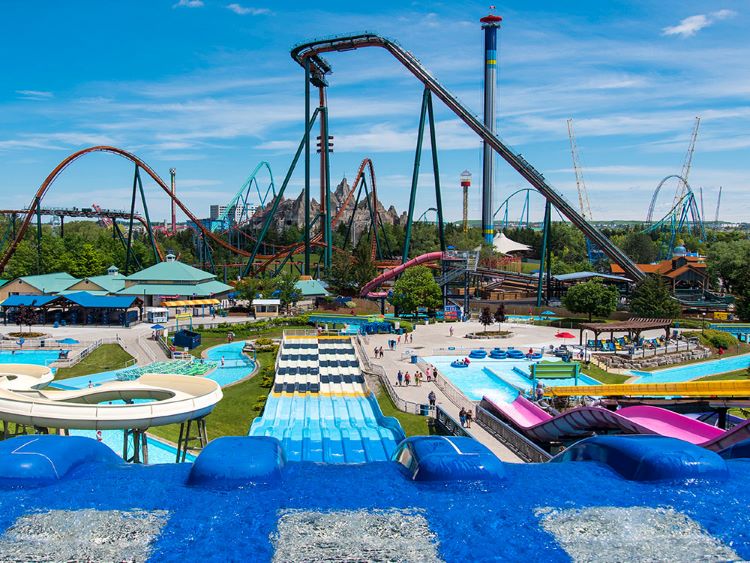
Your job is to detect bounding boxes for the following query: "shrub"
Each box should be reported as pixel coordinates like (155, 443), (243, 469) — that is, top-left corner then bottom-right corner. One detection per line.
(683, 329), (738, 350)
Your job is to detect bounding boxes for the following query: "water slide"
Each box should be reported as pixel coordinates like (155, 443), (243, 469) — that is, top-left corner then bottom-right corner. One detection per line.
(249, 335), (405, 462)
(292, 35), (645, 282)
(545, 379), (750, 398)
(485, 394), (750, 451)
(360, 251), (443, 297)
(0, 364), (222, 430)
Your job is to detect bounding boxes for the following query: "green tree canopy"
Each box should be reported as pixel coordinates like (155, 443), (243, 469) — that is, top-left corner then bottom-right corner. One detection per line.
(628, 275), (681, 319)
(562, 279), (619, 321)
(273, 272), (302, 313)
(388, 265), (441, 315)
(478, 307), (494, 332)
(620, 232), (659, 264)
(707, 239), (750, 294)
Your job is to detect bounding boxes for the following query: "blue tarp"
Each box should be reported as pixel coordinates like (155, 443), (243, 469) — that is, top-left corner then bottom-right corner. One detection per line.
(0, 295), (62, 307)
(63, 292), (139, 309)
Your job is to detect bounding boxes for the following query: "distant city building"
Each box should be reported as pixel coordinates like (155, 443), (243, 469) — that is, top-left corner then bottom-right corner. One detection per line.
(209, 203), (257, 223)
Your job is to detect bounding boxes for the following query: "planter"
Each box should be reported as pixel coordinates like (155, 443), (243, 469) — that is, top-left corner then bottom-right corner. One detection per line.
(465, 331), (513, 340)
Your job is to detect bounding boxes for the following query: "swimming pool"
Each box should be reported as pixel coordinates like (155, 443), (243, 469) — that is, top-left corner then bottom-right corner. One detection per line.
(630, 353), (750, 383)
(424, 356), (599, 404)
(0, 435), (748, 561)
(68, 429), (194, 464)
(506, 314), (561, 322)
(204, 342), (256, 386)
(0, 349), (69, 366)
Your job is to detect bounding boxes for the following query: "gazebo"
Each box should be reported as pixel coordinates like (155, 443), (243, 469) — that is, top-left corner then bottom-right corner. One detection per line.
(578, 318), (673, 348)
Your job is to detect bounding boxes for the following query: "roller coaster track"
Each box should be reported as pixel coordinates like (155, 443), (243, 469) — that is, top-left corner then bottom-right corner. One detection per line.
(0, 146), (257, 275)
(0, 207), (164, 259)
(215, 160), (276, 228)
(646, 174), (701, 226)
(291, 34), (645, 281)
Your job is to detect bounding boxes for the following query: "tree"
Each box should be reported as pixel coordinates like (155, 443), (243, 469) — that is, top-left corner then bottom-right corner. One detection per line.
(620, 232), (658, 264)
(234, 277), (272, 308)
(493, 304), (506, 330)
(736, 292), (750, 323)
(326, 236), (377, 295)
(388, 265), (441, 315)
(273, 272), (302, 314)
(707, 240), (750, 293)
(479, 307), (494, 333)
(562, 279), (619, 321)
(628, 275), (682, 319)
(15, 305), (36, 333)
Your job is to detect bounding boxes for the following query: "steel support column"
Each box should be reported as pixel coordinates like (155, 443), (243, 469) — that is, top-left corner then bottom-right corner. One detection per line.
(321, 104), (332, 270)
(403, 89), (430, 262)
(536, 199), (551, 307)
(136, 167), (160, 265)
(243, 108), (321, 277)
(124, 164), (139, 275)
(426, 90), (446, 252)
(304, 58), (311, 275)
(35, 197), (42, 274)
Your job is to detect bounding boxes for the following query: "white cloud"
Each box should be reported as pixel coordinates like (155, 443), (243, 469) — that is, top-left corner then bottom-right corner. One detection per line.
(15, 90), (54, 100)
(173, 0), (204, 8)
(226, 4), (271, 16)
(662, 10), (737, 38)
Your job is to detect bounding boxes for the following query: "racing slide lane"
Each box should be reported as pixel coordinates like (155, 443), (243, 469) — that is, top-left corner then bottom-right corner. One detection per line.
(360, 251), (443, 297)
(485, 394), (750, 451)
(292, 35), (644, 281)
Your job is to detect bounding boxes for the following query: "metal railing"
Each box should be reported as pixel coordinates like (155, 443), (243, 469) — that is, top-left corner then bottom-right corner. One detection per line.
(433, 370), (478, 412)
(434, 406), (471, 437)
(356, 334), (425, 416)
(476, 403), (551, 463)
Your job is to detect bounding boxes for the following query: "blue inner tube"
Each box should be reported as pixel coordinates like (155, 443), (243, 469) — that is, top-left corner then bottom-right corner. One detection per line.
(451, 361), (469, 368)
(469, 350), (487, 358)
(530, 353), (543, 360)
(507, 351), (525, 359)
(490, 352), (507, 359)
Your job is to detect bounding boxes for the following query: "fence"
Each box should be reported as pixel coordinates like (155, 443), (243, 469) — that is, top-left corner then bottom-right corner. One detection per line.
(355, 334), (425, 416)
(50, 336), (119, 368)
(476, 402), (551, 463)
(434, 406), (472, 437)
(433, 370), (478, 412)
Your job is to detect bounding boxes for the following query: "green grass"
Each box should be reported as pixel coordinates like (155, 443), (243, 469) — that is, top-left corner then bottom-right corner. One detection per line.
(582, 363), (629, 384)
(376, 387), (431, 436)
(148, 350), (275, 444)
(54, 344), (134, 381)
(698, 370), (750, 381)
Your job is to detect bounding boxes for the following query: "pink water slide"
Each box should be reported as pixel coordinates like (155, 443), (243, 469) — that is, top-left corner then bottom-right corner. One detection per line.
(485, 394), (750, 451)
(360, 251), (443, 297)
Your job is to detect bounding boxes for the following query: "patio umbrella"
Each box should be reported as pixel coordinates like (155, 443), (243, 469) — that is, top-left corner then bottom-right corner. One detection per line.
(541, 310), (556, 316)
(151, 324), (166, 330)
(555, 331), (575, 343)
(55, 338), (79, 345)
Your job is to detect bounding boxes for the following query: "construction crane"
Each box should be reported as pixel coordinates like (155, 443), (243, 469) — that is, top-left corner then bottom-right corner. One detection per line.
(672, 117), (700, 207)
(714, 186), (722, 225)
(566, 118), (593, 220)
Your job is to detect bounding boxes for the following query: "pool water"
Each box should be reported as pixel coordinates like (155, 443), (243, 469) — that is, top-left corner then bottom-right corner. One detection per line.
(506, 314), (561, 322)
(0, 456), (748, 561)
(68, 429), (194, 464)
(204, 342), (256, 386)
(424, 356), (599, 405)
(630, 353), (750, 383)
(0, 349), (69, 366)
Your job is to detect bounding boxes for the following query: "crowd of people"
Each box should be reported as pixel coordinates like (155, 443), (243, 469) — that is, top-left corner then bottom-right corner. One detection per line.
(395, 364), (438, 387)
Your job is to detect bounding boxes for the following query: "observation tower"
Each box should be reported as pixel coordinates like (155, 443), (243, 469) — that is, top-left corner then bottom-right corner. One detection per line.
(480, 10), (502, 243)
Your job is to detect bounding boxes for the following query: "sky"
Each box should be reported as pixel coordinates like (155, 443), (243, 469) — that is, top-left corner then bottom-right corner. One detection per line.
(0, 0), (748, 225)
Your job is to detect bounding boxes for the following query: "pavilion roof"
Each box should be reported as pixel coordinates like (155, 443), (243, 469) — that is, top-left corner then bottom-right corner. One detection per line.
(579, 317), (673, 333)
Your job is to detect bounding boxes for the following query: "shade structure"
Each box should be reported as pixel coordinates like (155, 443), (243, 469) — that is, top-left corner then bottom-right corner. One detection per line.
(541, 310), (556, 316)
(555, 332), (575, 339)
(492, 232), (532, 254)
(150, 324), (166, 330)
(161, 299), (220, 307)
(55, 338), (80, 345)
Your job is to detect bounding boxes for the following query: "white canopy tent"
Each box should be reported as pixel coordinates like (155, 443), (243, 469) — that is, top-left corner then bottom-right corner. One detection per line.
(493, 232), (532, 254)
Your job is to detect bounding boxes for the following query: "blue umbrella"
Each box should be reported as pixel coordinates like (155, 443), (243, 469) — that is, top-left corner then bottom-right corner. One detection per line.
(55, 338), (79, 345)
(151, 324), (166, 330)
(540, 310), (556, 316)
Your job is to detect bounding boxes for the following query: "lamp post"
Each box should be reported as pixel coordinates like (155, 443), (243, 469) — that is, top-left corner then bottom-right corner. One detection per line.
(702, 311), (706, 335)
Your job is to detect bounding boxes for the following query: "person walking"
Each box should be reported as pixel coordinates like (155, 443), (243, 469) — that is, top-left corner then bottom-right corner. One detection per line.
(449, 326), (454, 337)
(415, 371), (422, 386)
(404, 372), (411, 386)
(465, 409), (473, 429)
(428, 390), (436, 409)
(396, 370), (403, 386)
(459, 407), (467, 427)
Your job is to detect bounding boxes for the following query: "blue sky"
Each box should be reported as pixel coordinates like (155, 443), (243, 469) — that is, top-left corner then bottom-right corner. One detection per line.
(0, 0), (748, 224)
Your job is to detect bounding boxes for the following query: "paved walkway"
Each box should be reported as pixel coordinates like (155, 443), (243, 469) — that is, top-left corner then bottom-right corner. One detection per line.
(360, 319), (689, 463)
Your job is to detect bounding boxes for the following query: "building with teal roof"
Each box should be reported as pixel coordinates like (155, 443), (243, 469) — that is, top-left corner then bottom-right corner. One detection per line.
(116, 253), (233, 307)
(0, 272), (79, 302)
